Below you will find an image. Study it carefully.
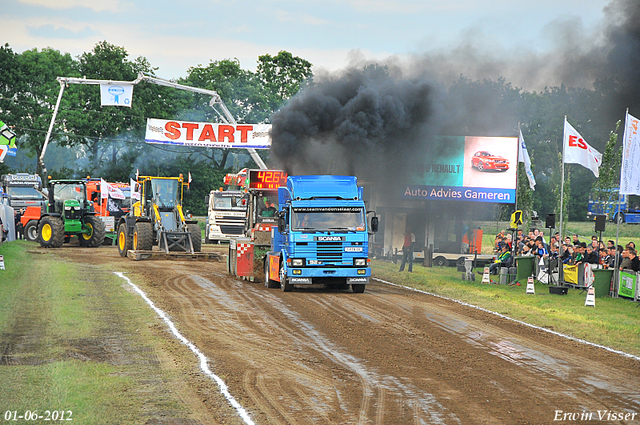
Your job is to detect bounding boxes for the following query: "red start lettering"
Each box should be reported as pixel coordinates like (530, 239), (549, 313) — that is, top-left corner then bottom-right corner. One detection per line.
(164, 121), (181, 140)
(568, 135), (587, 150)
(219, 125), (235, 143)
(237, 125), (253, 143)
(182, 123), (198, 140)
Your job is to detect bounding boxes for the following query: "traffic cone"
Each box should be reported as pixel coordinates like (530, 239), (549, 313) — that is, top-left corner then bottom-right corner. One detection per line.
(481, 266), (491, 284)
(526, 276), (535, 294)
(585, 285), (596, 307)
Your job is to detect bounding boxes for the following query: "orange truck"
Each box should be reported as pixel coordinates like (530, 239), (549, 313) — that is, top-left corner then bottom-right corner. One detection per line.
(84, 179), (131, 243)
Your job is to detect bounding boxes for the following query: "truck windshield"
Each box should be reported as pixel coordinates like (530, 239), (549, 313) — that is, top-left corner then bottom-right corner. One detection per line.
(213, 193), (247, 209)
(151, 179), (179, 209)
(292, 207), (366, 232)
(6, 186), (45, 200)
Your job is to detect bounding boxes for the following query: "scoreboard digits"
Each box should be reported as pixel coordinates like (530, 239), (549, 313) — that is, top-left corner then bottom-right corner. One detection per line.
(248, 170), (287, 189)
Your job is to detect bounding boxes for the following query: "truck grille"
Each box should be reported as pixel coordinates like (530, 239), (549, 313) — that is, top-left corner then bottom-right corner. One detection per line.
(316, 242), (343, 262)
(220, 225), (243, 235)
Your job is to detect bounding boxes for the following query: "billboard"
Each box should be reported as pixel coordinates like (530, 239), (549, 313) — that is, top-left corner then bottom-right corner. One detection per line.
(145, 118), (271, 149)
(404, 136), (518, 204)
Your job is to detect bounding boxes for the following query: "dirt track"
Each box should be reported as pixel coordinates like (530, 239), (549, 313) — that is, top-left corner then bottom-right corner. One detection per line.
(59, 246), (640, 425)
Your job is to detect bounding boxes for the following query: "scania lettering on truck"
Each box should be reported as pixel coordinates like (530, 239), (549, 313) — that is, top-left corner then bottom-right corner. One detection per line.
(1, 173), (48, 241)
(263, 175), (378, 293)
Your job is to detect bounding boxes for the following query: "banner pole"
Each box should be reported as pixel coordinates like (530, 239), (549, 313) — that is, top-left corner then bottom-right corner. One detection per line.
(515, 122), (520, 212)
(612, 108), (629, 297)
(558, 117), (567, 279)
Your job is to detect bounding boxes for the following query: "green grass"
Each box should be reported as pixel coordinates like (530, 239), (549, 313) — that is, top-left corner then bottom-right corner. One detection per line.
(372, 259), (640, 357)
(0, 241), (190, 424)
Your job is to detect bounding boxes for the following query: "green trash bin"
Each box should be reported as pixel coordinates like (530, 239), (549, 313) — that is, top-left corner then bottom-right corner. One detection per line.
(515, 256), (535, 284)
(592, 268), (614, 298)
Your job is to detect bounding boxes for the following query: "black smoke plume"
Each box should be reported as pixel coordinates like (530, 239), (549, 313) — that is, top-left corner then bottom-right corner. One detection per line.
(270, 67), (444, 195)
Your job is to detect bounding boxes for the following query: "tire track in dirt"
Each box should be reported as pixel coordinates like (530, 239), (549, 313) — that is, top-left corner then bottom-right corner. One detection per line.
(60, 248), (640, 424)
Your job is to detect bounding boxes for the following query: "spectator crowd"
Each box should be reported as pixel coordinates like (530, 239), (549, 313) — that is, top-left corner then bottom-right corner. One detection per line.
(490, 228), (639, 273)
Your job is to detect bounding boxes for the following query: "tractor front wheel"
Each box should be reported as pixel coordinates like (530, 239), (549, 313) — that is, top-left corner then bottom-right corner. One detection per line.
(117, 223), (132, 257)
(38, 216), (65, 248)
(133, 222), (153, 251)
(79, 215), (106, 247)
(187, 224), (202, 252)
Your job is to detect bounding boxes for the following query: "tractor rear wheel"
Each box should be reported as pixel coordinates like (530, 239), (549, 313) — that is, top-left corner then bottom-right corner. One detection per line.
(38, 216), (65, 248)
(117, 223), (132, 257)
(187, 224), (202, 252)
(79, 215), (106, 247)
(133, 222), (153, 251)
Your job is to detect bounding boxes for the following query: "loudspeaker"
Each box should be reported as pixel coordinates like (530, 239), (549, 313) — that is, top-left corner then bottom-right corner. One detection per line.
(595, 215), (606, 232)
(545, 213), (556, 229)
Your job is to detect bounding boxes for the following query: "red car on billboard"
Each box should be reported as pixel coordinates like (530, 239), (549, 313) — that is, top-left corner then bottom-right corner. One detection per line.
(471, 151), (509, 171)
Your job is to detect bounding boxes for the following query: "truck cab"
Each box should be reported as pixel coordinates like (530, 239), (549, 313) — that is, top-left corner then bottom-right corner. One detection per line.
(587, 188), (640, 224)
(204, 190), (247, 243)
(264, 175), (378, 293)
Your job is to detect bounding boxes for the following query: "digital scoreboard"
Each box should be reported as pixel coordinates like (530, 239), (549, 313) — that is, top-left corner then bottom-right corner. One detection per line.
(247, 170), (288, 190)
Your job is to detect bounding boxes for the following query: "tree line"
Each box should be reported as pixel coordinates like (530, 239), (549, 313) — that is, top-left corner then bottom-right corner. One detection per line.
(0, 41), (628, 218)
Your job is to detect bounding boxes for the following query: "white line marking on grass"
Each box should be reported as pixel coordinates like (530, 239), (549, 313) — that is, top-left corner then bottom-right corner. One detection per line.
(373, 278), (640, 363)
(114, 272), (256, 425)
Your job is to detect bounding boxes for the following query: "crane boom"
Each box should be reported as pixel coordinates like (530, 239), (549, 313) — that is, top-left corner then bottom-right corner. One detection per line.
(39, 73), (267, 177)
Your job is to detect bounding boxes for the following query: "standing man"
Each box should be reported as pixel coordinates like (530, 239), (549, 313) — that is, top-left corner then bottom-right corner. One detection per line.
(399, 226), (415, 272)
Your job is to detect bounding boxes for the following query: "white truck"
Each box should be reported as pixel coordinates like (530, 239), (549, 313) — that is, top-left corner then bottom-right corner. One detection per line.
(204, 189), (248, 243)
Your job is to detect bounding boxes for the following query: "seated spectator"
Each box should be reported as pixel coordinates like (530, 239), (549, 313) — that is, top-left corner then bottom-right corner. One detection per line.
(607, 240), (616, 250)
(489, 243), (512, 275)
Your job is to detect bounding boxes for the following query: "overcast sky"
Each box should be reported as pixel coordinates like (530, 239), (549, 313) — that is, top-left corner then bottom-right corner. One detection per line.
(2, 0), (610, 80)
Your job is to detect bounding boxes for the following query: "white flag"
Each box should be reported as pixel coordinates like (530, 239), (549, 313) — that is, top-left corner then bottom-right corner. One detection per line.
(107, 183), (126, 200)
(100, 178), (109, 199)
(100, 83), (133, 107)
(563, 118), (602, 178)
(130, 178), (140, 201)
(518, 130), (536, 191)
(620, 111), (640, 195)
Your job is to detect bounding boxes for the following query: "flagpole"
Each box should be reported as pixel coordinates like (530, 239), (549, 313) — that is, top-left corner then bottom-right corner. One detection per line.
(558, 117), (567, 280)
(515, 122), (520, 212)
(612, 108), (628, 297)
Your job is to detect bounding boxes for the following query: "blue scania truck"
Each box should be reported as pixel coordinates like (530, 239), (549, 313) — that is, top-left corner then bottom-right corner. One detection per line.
(263, 175), (378, 293)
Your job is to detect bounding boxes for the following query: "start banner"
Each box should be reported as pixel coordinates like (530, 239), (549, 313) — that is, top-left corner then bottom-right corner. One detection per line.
(145, 118), (271, 149)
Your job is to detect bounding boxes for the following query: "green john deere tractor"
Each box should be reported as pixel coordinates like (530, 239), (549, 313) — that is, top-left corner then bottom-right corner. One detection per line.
(38, 179), (106, 248)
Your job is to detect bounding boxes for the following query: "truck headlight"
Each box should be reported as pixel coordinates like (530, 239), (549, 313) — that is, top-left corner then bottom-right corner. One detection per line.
(291, 258), (304, 267)
(354, 258), (367, 266)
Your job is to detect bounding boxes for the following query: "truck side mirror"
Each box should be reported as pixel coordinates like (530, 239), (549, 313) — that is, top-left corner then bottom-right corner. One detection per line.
(278, 213), (286, 233)
(370, 216), (378, 233)
(204, 195), (209, 205)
